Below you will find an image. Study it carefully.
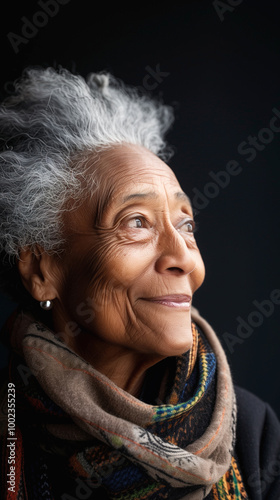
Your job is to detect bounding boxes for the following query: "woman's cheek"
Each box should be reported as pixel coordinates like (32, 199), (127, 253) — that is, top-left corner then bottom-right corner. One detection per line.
(105, 242), (155, 287)
(60, 229), (155, 314)
(191, 252), (205, 292)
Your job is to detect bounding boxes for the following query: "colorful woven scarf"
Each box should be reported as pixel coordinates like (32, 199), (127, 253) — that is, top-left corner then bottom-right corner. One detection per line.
(0, 307), (248, 499)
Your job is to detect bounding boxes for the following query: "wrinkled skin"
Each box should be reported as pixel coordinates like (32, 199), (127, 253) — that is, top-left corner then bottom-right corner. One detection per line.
(18, 144), (205, 395)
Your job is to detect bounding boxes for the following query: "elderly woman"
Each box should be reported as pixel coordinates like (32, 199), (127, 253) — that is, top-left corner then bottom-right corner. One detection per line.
(0, 68), (279, 500)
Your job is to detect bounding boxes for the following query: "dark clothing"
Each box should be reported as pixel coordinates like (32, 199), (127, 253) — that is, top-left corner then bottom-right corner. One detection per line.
(74, 386), (280, 499)
(1, 372), (280, 498)
(233, 385), (280, 500)
(45, 385), (280, 499)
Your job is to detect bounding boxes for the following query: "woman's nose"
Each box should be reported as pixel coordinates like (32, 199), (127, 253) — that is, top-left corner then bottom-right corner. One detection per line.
(155, 225), (196, 276)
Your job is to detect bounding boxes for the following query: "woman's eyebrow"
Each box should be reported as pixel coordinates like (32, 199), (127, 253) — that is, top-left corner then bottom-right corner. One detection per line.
(121, 191), (191, 205)
(174, 191), (192, 205)
(121, 191), (158, 203)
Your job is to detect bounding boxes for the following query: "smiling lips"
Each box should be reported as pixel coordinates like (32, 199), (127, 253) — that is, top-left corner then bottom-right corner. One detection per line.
(143, 294), (192, 309)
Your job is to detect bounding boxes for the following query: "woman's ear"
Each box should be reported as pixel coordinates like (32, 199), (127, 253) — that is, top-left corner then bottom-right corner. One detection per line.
(17, 246), (61, 303)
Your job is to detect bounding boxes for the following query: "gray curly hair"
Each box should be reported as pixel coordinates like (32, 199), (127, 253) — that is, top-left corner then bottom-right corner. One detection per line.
(0, 66), (174, 302)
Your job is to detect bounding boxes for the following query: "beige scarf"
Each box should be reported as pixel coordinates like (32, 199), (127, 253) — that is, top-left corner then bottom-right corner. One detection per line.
(0, 305), (237, 499)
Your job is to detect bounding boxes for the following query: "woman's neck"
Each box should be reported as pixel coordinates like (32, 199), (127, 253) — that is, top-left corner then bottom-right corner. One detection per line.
(52, 312), (165, 396)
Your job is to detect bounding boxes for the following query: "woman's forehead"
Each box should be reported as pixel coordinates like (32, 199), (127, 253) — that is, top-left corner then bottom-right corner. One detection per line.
(64, 145), (190, 234)
(93, 143), (181, 195)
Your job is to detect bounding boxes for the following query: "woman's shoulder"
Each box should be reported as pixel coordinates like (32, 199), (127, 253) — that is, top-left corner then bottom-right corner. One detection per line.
(234, 385), (280, 500)
(235, 384), (280, 427)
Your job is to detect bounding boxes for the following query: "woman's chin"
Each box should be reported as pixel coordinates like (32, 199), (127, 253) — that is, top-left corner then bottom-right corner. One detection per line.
(152, 329), (193, 357)
(136, 310), (194, 357)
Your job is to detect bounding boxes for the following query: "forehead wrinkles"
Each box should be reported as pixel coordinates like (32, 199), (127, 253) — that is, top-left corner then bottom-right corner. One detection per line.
(97, 153), (180, 210)
(65, 144), (182, 232)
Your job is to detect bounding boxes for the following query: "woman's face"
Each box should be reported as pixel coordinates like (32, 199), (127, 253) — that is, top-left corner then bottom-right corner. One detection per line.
(53, 144), (205, 360)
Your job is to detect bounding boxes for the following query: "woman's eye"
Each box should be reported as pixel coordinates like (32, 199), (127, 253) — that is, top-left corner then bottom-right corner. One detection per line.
(179, 219), (195, 233)
(126, 217), (145, 229)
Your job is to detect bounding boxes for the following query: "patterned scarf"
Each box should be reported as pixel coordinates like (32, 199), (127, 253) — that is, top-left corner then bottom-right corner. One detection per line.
(0, 306), (248, 499)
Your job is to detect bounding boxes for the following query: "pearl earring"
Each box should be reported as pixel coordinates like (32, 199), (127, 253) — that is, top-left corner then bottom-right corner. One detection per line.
(39, 300), (53, 310)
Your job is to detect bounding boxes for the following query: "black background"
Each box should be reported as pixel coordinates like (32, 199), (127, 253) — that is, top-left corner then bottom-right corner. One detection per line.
(0, 0), (279, 417)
